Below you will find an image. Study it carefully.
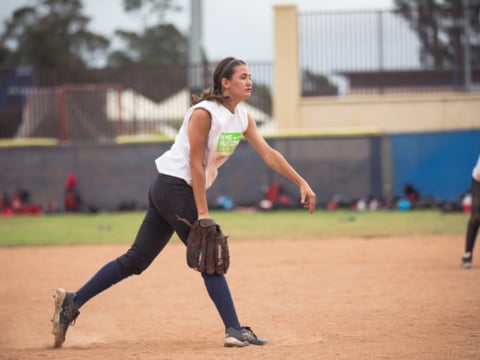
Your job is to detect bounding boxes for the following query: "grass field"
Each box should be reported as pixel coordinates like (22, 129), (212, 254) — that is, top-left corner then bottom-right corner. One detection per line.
(0, 209), (468, 246)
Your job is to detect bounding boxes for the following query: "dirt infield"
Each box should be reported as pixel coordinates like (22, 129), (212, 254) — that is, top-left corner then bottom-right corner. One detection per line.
(1, 235), (479, 360)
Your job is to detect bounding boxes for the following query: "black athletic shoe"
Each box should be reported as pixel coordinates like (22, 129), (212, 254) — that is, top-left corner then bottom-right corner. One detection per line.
(224, 326), (270, 347)
(51, 288), (80, 348)
(461, 252), (472, 269)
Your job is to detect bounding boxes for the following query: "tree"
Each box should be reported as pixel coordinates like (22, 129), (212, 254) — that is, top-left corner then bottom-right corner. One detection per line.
(122, 0), (181, 24)
(107, 0), (188, 66)
(108, 24), (188, 66)
(0, 0), (110, 68)
(302, 70), (339, 96)
(394, 0), (480, 71)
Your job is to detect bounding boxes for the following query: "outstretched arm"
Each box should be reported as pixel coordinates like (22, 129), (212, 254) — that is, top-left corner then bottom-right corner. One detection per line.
(243, 115), (316, 213)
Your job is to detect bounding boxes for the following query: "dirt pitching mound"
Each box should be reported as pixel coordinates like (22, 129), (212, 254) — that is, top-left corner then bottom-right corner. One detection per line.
(1, 235), (479, 360)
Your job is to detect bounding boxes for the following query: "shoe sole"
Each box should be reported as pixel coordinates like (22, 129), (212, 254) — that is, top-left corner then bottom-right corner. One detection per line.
(224, 337), (250, 348)
(462, 263), (472, 269)
(51, 288), (67, 348)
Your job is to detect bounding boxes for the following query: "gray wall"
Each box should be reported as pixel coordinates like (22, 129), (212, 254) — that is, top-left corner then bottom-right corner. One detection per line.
(0, 136), (384, 211)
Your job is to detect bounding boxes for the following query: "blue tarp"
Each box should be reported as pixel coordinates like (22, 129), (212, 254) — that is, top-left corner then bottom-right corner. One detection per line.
(390, 129), (480, 201)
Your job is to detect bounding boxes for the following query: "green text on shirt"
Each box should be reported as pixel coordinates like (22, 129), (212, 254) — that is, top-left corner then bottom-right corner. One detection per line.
(217, 132), (241, 153)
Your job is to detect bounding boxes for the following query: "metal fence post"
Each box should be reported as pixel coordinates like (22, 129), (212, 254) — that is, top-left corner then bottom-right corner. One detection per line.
(463, 0), (472, 91)
(58, 85), (68, 142)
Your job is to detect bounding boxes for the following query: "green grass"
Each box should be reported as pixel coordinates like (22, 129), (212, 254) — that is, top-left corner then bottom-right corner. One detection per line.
(0, 209), (468, 247)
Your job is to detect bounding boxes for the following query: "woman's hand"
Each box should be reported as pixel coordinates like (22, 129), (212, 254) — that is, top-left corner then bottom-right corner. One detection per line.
(300, 181), (316, 214)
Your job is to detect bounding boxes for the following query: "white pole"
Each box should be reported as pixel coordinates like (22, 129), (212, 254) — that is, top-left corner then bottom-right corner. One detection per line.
(189, 0), (203, 64)
(188, 0), (204, 92)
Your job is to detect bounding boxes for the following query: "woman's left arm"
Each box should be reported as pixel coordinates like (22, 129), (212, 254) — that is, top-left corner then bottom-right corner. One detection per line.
(243, 114), (316, 213)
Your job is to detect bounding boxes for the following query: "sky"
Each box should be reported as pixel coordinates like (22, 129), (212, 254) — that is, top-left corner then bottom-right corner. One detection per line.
(0, 0), (395, 64)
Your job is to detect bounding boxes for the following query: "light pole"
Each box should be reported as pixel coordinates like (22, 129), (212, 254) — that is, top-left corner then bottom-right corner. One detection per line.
(188, 0), (204, 93)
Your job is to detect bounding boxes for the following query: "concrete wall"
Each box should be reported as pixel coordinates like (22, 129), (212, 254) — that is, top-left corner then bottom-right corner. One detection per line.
(299, 93), (480, 133)
(0, 136), (384, 211)
(0, 142), (167, 211)
(273, 5), (480, 133)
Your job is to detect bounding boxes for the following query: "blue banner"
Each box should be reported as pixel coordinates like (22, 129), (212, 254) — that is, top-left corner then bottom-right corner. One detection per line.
(0, 66), (34, 108)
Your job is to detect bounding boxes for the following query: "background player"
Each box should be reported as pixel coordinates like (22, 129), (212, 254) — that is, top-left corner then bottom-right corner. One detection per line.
(51, 56), (316, 348)
(461, 153), (480, 268)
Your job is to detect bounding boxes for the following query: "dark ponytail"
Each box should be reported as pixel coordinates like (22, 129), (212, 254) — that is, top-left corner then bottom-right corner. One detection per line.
(191, 57), (246, 105)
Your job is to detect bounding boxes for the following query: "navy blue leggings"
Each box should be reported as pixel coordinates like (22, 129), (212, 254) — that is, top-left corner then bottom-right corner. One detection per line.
(465, 177), (480, 253)
(74, 174), (241, 330)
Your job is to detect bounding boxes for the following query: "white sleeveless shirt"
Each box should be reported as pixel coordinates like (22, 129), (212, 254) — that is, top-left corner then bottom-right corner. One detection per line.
(473, 154), (480, 181)
(155, 100), (249, 189)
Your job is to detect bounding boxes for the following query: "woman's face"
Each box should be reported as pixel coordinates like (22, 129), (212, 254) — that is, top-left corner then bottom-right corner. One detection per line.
(222, 64), (252, 101)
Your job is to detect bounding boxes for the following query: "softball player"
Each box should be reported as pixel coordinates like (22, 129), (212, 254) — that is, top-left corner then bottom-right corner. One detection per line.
(51, 57), (316, 348)
(461, 153), (480, 268)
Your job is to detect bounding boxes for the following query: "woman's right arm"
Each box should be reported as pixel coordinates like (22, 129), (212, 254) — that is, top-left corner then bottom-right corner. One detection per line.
(188, 108), (212, 219)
